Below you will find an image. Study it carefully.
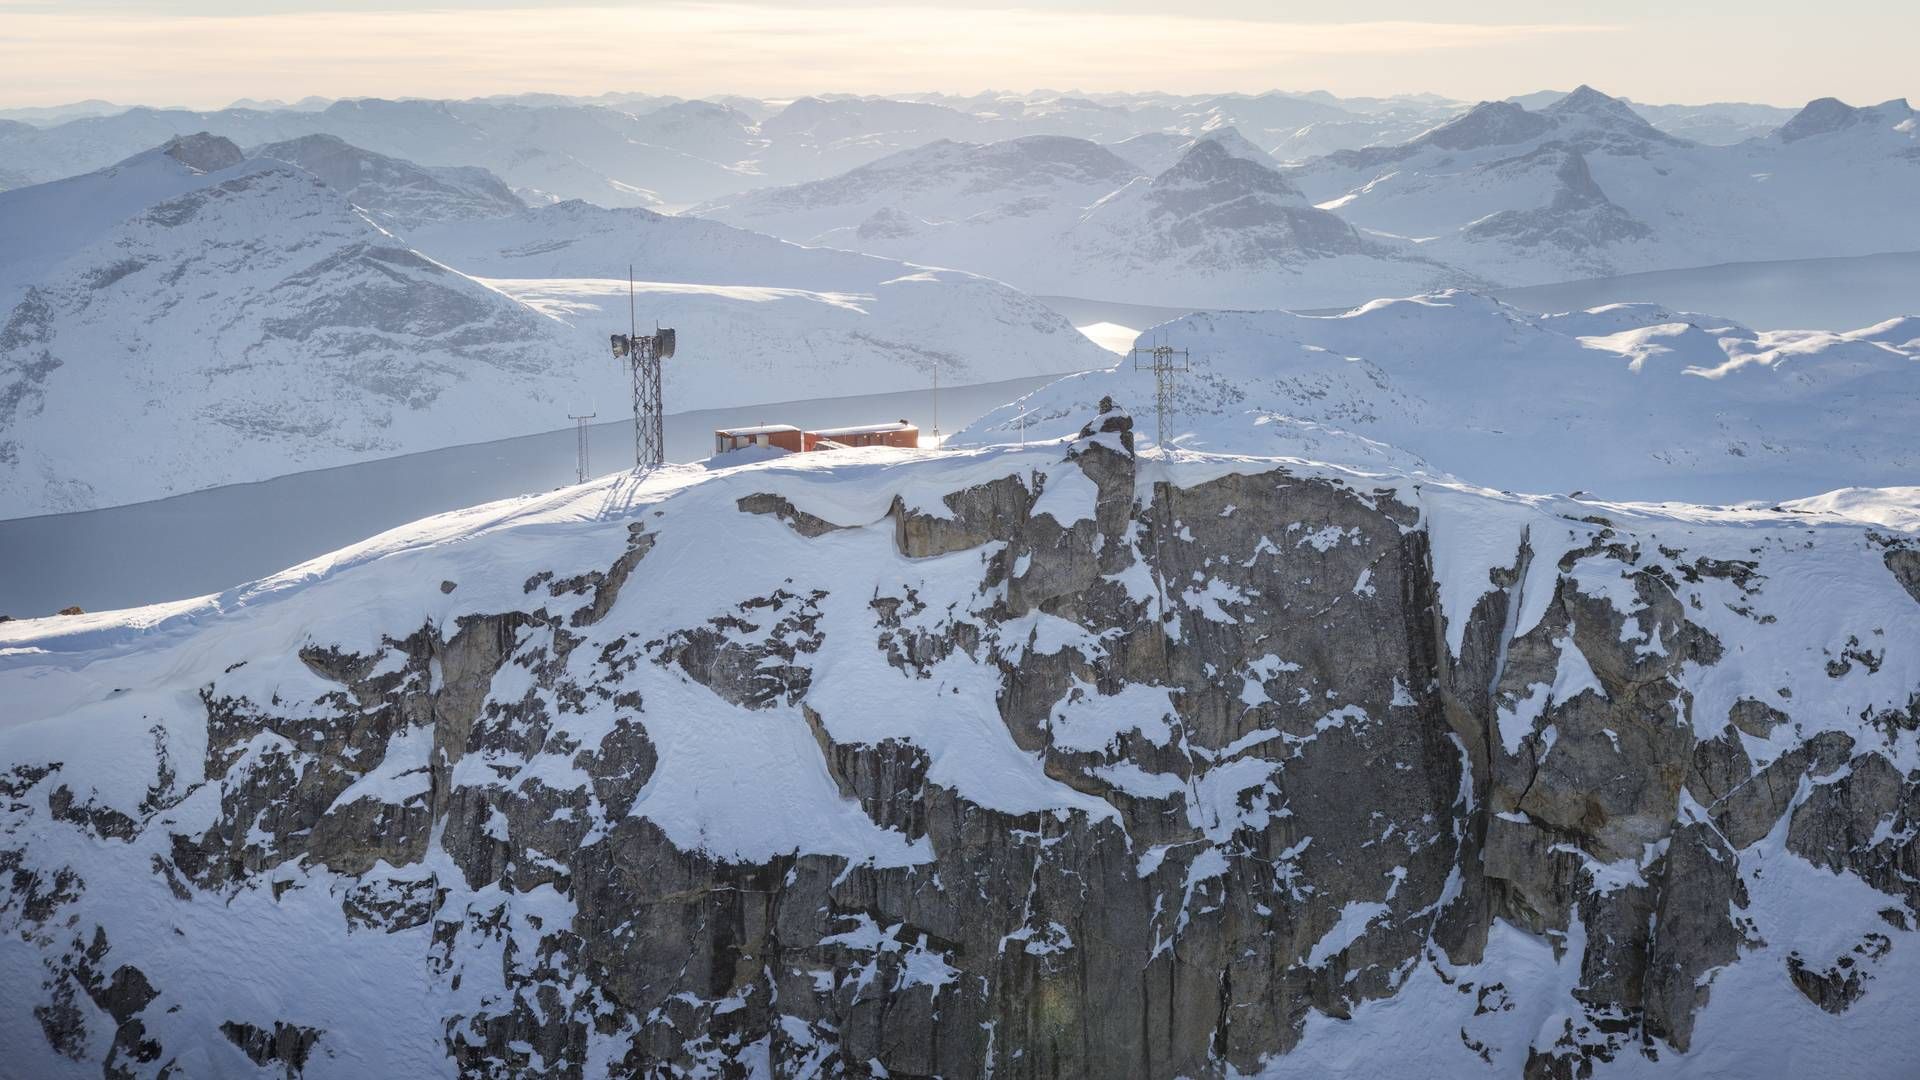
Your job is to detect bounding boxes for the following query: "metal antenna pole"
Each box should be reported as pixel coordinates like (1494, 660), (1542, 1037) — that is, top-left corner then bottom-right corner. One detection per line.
(637, 331), (664, 470)
(628, 267), (643, 468)
(568, 412), (596, 483)
(607, 266), (674, 472)
(1131, 342), (1189, 454)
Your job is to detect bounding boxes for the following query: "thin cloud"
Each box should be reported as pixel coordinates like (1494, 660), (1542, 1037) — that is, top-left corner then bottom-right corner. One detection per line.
(0, 4), (1621, 107)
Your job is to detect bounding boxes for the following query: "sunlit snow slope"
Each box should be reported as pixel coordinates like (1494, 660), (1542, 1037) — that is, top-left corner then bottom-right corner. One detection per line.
(956, 292), (1920, 503)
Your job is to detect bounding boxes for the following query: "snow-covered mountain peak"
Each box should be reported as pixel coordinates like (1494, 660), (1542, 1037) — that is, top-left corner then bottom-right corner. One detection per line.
(1543, 84), (1658, 130)
(1413, 100), (1552, 152)
(0, 154), (591, 515)
(156, 131), (244, 173)
(1775, 95), (1920, 142)
(251, 133), (525, 230)
(1187, 125), (1275, 165)
(1150, 136), (1302, 201)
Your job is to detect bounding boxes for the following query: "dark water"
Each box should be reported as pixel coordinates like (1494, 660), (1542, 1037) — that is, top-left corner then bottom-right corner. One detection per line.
(0, 375), (1061, 617)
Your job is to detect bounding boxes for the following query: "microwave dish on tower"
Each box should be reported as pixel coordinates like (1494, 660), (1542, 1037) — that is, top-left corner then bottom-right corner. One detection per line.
(608, 266), (678, 470)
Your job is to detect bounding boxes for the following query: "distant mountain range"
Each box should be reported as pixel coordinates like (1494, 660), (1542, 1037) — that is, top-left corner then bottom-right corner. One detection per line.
(0, 88), (1815, 211)
(1292, 86), (1920, 286)
(699, 87), (1918, 305)
(3, 85), (1913, 512)
(695, 131), (1469, 308)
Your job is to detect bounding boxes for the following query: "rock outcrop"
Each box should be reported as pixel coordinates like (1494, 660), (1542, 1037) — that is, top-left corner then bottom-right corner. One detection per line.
(2, 421), (1917, 1077)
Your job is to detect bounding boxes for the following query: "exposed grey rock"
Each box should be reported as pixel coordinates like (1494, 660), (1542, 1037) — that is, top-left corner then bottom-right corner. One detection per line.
(1642, 824), (1749, 1050)
(221, 1020), (324, 1076)
(1887, 547), (1920, 605)
(4, 433), (1917, 1077)
(738, 491), (849, 537)
(1729, 697), (1789, 738)
(1787, 933), (1893, 1013)
(1686, 725), (1753, 807)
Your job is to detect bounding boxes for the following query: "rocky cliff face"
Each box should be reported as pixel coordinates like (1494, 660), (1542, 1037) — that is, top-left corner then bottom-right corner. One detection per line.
(3, 411), (1918, 1078)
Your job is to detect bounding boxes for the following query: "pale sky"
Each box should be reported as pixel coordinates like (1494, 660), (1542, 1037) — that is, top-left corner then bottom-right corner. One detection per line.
(0, 1), (1913, 110)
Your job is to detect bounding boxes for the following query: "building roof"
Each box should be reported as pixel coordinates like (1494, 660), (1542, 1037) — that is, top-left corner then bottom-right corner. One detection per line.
(715, 424), (802, 436)
(809, 420), (916, 437)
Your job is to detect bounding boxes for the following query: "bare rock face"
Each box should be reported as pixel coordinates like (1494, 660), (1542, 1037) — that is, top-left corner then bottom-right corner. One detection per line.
(160, 131), (244, 174)
(3, 421), (1917, 1077)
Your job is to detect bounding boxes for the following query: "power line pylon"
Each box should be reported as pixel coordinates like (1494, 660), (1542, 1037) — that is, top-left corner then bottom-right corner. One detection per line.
(1131, 341), (1189, 452)
(567, 412), (596, 484)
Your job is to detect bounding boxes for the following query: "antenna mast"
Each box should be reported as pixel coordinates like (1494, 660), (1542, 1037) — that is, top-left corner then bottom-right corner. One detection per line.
(608, 266), (676, 471)
(1131, 341), (1189, 453)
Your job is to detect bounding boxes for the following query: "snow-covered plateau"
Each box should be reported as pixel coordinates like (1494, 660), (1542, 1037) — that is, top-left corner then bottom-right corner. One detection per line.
(2, 392), (1918, 1077)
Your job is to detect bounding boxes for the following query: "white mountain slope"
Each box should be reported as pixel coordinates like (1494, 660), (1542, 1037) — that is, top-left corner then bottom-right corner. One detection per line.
(1291, 87), (1920, 286)
(955, 291), (1920, 504)
(699, 135), (1470, 309)
(0, 139), (1107, 518)
(0, 133), (245, 315)
(250, 134), (525, 232)
(694, 134), (1144, 255)
(406, 198), (1112, 398)
(0, 143), (588, 518)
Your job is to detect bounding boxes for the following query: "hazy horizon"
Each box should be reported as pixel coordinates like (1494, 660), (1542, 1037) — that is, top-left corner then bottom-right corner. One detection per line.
(1, 1), (1914, 111)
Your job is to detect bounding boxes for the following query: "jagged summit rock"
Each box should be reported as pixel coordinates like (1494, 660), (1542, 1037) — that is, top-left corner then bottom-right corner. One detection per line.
(156, 131), (243, 173)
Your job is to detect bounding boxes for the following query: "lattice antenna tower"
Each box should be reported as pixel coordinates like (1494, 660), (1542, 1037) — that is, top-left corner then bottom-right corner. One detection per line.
(1130, 336), (1189, 453)
(608, 266), (676, 470)
(567, 413), (596, 484)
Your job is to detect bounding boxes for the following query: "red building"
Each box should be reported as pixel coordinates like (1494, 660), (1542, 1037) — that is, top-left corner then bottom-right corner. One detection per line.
(713, 424), (804, 454)
(714, 420), (920, 456)
(805, 421), (919, 451)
